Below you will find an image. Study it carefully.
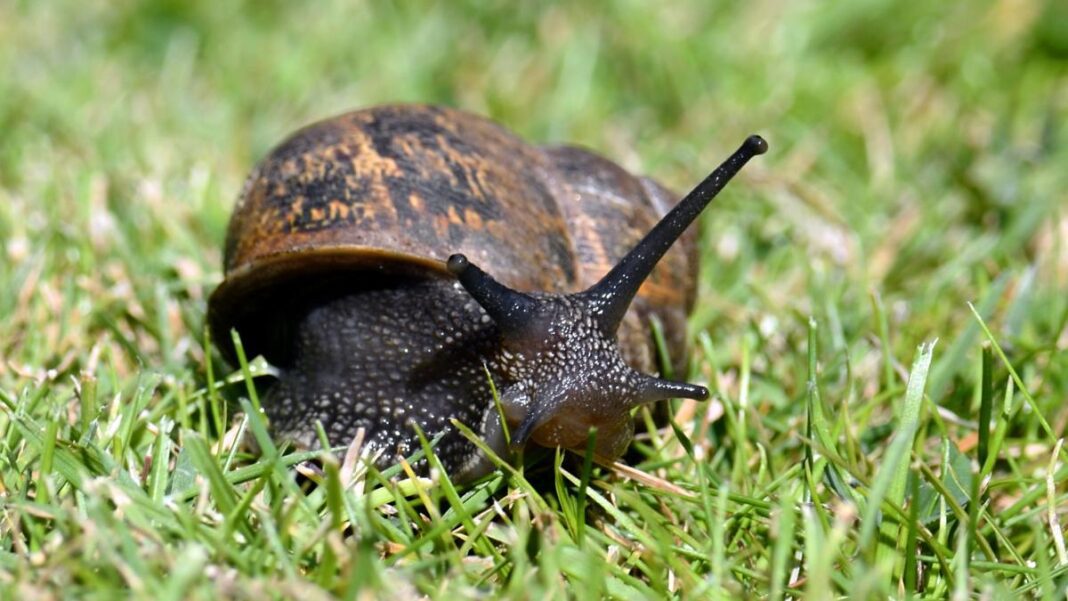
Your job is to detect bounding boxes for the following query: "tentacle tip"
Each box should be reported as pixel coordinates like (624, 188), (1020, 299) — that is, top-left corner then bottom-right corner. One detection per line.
(745, 135), (769, 156)
(446, 253), (470, 275)
(692, 385), (710, 401)
(509, 414), (540, 451)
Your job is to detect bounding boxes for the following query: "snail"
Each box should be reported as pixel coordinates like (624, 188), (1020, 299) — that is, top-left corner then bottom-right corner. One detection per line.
(208, 105), (766, 481)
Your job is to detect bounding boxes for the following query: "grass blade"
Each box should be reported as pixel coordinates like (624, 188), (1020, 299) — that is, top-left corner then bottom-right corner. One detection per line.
(868, 340), (936, 575)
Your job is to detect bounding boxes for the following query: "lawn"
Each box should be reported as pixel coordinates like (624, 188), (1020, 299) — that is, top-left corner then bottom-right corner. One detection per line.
(2, 0), (1067, 598)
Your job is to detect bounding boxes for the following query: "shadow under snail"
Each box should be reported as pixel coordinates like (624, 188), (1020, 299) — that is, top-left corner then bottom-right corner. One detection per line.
(208, 105), (767, 481)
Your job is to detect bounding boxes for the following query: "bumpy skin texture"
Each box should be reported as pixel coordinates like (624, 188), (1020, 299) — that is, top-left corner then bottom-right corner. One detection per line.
(264, 277), (508, 478)
(208, 105), (697, 478)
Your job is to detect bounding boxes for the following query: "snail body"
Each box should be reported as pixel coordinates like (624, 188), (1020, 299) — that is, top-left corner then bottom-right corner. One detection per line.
(208, 105), (766, 480)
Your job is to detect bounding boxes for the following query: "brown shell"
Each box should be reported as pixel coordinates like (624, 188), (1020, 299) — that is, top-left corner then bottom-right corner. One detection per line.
(209, 105), (696, 371)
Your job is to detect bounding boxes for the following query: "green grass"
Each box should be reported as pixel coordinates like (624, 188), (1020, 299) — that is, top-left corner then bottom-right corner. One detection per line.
(2, 0), (1067, 598)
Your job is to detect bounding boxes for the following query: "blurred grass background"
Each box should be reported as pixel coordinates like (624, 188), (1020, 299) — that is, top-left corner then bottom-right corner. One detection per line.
(1, 0), (1067, 598)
